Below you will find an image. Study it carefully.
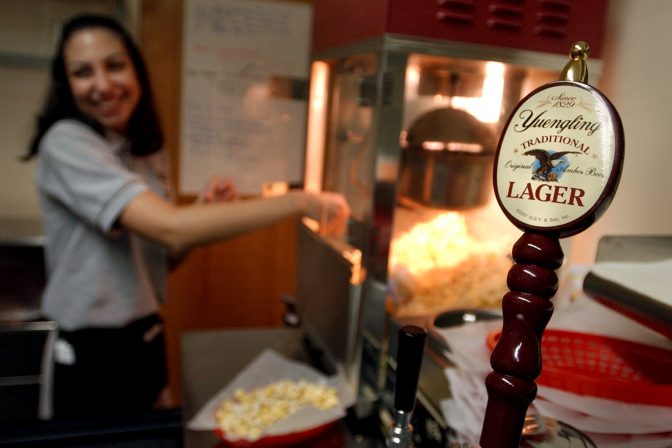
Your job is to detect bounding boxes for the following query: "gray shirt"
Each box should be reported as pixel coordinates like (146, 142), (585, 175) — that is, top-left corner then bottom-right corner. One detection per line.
(35, 119), (170, 330)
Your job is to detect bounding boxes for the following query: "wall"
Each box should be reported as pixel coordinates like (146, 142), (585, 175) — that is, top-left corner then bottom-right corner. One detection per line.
(0, 66), (46, 218)
(569, 0), (672, 264)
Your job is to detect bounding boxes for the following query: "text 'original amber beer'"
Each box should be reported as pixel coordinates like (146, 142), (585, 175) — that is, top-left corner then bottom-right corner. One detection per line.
(479, 42), (624, 448)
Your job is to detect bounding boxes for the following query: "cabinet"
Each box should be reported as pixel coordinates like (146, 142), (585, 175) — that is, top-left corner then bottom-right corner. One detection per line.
(312, 0), (609, 58)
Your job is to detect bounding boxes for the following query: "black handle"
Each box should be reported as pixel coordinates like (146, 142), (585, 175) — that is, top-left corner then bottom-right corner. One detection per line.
(394, 325), (427, 413)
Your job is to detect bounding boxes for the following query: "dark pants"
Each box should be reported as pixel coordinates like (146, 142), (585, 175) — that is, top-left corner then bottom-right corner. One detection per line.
(52, 314), (167, 419)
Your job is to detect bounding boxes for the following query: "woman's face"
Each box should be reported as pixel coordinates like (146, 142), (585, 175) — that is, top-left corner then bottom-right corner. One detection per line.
(63, 28), (140, 134)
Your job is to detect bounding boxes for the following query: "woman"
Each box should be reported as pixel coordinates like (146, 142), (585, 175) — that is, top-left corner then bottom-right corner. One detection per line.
(25, 13), (349, 419)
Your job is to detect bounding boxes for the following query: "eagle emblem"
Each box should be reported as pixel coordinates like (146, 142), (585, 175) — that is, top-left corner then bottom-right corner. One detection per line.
(523, 149), (581, 181)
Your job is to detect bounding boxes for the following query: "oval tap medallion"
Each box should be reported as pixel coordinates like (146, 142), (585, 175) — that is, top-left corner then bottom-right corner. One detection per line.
(494, 81), (624, 238)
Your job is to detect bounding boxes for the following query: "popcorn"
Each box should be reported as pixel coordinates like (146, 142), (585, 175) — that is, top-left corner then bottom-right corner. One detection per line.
(215, 379), (340, 441)
(389, 212), (513, 316)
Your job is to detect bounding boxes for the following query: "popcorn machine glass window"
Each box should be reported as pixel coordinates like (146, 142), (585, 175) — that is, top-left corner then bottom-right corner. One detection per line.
(306, 44), (563, 305)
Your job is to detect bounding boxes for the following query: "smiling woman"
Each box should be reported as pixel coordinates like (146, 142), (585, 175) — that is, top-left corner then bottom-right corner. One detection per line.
(22, 13), (350, 420)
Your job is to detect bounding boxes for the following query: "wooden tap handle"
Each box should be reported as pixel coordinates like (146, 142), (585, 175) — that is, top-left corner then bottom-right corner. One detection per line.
(481, 42), (624, 448)
(480, 232), (561, 447)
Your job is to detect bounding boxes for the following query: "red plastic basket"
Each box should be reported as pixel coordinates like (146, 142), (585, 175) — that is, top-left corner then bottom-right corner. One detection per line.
(486, 329), (672, 406)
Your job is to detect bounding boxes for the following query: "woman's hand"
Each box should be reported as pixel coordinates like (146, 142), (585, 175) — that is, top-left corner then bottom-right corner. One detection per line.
(198, 176), (238, 203)
(303, 191), (351, 237)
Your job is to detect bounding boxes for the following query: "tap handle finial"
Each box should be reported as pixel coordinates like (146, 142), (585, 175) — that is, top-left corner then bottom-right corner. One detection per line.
(560, 41), (590, 82)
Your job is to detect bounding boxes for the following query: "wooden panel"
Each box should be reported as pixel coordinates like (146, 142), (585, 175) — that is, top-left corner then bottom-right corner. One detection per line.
(140, 0), (299, 404)
(140, 0), (183, 198)
(162, 217), (297, 402)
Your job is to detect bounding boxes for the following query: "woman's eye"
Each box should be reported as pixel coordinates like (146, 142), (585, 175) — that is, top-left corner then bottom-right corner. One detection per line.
(71, 67), (92, 78)
(107, 60), (128, 71)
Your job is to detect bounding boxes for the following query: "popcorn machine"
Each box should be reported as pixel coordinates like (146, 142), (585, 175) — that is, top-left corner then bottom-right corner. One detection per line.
(294, 0), (610, 435)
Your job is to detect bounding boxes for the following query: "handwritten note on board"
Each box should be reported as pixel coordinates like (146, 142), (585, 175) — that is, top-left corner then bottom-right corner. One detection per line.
(179, 0), (312, 194)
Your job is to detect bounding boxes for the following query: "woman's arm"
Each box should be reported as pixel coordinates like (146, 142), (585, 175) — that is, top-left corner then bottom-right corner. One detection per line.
(119, 189), (349, 253)
(166, 176), (239, 267)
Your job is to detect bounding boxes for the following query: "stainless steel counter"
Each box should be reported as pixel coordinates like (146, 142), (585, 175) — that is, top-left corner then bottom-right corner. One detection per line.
(180, 327), (385, 448)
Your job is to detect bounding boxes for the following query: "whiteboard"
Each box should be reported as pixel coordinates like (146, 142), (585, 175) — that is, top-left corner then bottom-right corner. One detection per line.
(179, 0), (312, 194)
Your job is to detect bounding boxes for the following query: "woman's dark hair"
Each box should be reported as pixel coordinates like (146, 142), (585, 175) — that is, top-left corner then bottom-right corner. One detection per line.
(25, 13), (164, 159)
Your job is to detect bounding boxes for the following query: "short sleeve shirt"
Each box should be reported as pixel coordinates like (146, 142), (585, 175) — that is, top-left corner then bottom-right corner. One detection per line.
(35, 119), (170, 330)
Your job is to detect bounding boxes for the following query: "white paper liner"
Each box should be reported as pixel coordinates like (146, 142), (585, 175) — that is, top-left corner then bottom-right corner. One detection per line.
(187, 349), (353, 442)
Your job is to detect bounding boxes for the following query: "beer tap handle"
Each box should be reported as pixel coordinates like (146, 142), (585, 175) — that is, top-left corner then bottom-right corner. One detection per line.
(394, 325), (427, 413)
(386, 325), (427, 448)
(480, 41), (624, 448)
